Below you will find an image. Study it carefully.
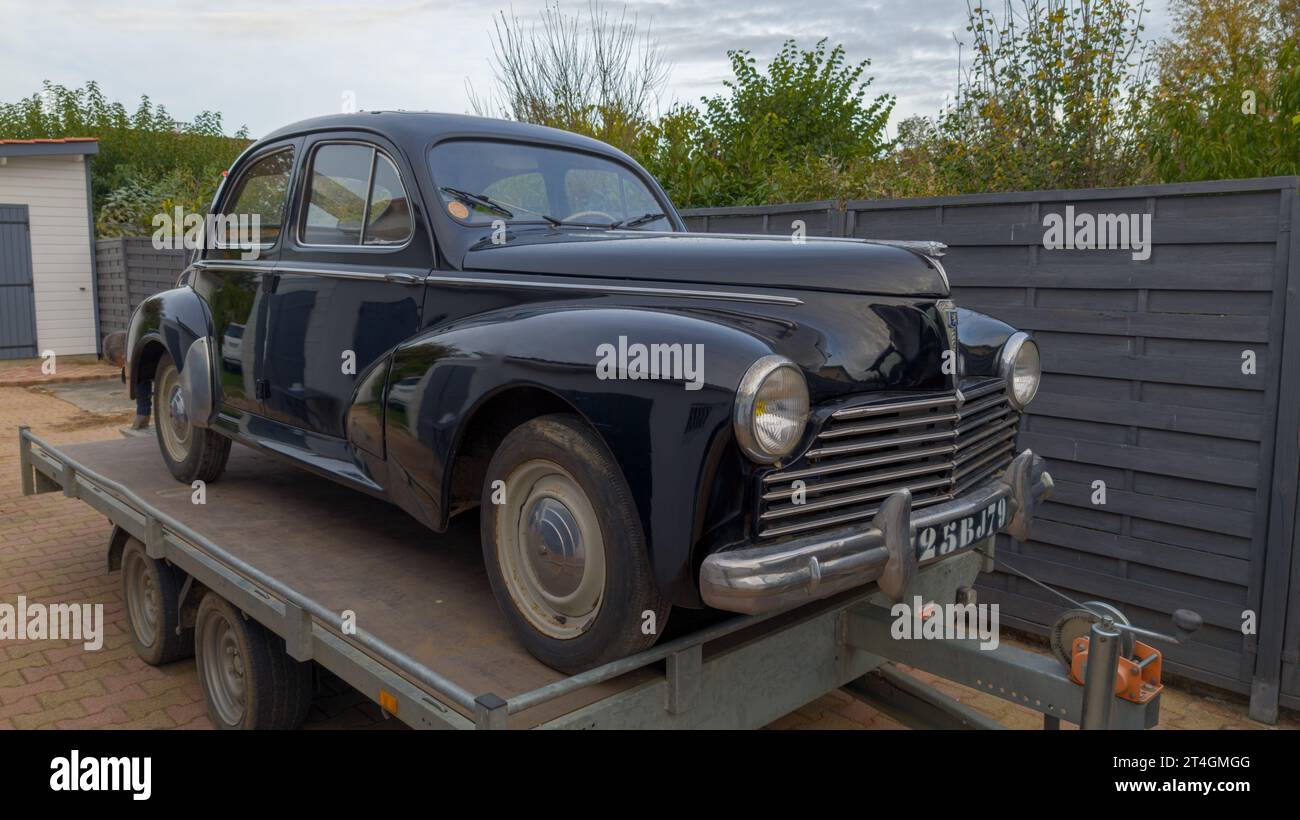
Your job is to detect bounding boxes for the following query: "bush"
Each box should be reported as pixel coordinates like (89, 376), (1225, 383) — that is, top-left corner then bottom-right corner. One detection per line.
(636, 39), (894, 207)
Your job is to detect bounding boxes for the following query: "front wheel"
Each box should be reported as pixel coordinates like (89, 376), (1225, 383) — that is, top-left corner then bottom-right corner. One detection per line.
(154, 351), (231, 483)
(481, 414), (669, 673)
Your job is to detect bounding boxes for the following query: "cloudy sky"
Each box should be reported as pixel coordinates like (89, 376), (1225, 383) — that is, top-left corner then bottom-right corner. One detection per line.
(0, 0), (1173, 139)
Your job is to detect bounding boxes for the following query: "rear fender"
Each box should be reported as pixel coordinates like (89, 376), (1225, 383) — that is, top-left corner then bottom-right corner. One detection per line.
(125, 286), (219, 427)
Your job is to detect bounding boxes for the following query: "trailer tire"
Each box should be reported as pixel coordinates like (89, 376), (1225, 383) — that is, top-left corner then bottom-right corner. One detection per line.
(481, 413), (670, 674)
(194, 592), (314, 730)
(154, 351), (230, 484)
(121, 537), (193, 666)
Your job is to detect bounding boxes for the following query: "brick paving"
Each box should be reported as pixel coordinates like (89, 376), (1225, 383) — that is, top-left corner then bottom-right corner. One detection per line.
(1, 383), (1295, 731)
(0, 355), (121, 388)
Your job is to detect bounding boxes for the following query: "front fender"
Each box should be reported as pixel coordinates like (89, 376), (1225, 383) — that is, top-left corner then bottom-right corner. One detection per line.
(385, 304), (775, 606)
(125, 286), (218, 426)
(956, 308), (1019, 378)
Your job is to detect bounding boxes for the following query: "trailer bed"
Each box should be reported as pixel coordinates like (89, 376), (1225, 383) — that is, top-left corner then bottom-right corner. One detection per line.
(17, 428), (1160, 730)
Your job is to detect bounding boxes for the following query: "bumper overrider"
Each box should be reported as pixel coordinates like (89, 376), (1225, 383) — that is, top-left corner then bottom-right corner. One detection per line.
(700, 449), (1054, 615)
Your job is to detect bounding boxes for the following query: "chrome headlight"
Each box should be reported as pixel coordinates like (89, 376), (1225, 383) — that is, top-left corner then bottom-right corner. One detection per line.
(734, 355), (809, 463)
(999, 332), (1041, 409)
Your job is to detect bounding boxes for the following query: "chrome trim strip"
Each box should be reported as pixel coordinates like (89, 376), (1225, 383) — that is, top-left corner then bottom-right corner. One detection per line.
(427, 274), (806, 306)
(818, 410), (960, 440)
(194, 262), (804, 303)
(831, 393), (956, 420)
(192, 260), (275, 274)
(804, 427), (957, 460)
(960, 378), (1005, 402)
(759, 475), (951, 521)
(274, 265), (424, 284)
(764, 443), (957, 484)
(762, 459), (954, 502)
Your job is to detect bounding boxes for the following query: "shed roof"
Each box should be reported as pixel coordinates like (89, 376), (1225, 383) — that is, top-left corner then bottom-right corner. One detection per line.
(0, 138), (100, 158)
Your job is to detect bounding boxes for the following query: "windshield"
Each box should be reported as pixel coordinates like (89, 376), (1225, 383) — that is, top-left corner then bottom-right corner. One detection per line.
(429, 140), (673, 230)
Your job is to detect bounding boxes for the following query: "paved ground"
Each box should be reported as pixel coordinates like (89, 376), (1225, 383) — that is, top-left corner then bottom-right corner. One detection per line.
(0, 355), (120, 388)
(0, 373), (1294, 731)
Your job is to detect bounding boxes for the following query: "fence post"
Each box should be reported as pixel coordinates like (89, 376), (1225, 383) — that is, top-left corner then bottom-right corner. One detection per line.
(1251, 183), (1300, 724)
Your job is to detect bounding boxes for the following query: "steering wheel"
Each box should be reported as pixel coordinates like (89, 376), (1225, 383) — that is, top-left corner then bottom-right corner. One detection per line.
(561, 209), (618, 225)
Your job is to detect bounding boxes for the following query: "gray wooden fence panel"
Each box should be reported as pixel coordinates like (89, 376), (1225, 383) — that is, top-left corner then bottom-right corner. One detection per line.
(683, 177), (1300, 719)
(94, 238), (188, 337)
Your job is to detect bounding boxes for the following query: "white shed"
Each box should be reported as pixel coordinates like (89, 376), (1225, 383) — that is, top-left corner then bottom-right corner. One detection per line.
(0, 138), (100, 359)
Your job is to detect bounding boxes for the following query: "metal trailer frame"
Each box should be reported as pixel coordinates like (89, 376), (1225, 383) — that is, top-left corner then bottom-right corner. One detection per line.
(16, 428), (1159, 730)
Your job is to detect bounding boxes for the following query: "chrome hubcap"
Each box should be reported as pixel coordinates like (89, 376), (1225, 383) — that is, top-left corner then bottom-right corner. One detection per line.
(523, 497), (586, 599)
(157, 364), (192, 463)
(496, 460), (606, 639)
(168, 385), (187, 434)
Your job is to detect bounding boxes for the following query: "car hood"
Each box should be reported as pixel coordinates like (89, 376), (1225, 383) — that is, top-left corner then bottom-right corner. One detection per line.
(460, 230), (949, 298)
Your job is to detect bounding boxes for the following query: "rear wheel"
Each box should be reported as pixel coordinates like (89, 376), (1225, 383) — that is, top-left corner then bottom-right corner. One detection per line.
(121, 537), (192, 666)
(481, 413), (669, 673)
(194, 592), (314, 730)
(154, 351), (230, 483)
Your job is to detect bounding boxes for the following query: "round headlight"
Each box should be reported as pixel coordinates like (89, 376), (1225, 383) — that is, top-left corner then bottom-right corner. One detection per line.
(734, 355), (809, 463)
(1000, 332), (1041, 409)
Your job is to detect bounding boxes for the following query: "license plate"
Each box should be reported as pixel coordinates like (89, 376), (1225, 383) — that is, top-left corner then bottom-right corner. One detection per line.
(914, 498), (1009, 562)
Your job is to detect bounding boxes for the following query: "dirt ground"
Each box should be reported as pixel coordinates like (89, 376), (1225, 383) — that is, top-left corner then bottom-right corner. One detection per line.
(1, 375), (1294, 731)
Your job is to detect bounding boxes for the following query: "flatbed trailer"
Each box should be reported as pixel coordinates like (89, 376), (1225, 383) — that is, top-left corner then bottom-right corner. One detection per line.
(16, 428), (1160, 730)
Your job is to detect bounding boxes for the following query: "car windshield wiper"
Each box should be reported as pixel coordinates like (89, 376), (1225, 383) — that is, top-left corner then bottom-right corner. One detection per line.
(440, 187), (571, 227)
(439, 187), (517, 219)
(610, 212), (667, 230)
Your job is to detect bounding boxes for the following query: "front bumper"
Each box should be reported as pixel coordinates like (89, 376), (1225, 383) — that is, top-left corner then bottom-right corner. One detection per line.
(699, 449), (1054, 615)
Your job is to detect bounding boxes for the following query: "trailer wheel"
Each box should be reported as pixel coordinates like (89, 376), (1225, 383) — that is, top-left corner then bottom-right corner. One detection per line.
(154, 351), (231, 483)
(481, 413), (670, 673)
(194, 592), (313, 730)
(121, 537), (192, 665)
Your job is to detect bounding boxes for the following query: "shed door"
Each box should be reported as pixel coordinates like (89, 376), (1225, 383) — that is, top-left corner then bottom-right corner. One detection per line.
(0, 204), (38, 359)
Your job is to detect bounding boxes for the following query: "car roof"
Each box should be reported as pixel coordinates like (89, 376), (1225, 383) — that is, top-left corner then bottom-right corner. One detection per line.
(259, 111), (632, 162)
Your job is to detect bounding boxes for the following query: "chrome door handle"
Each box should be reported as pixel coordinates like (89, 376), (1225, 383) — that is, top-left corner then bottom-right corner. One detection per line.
(383, 272), (424, 284)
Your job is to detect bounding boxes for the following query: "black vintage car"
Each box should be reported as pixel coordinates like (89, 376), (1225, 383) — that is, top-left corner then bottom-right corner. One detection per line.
(124, 112), (1052, 673)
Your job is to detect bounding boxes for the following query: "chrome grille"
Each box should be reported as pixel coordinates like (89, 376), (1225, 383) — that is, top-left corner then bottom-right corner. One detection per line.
(758, 379), (1019, 539)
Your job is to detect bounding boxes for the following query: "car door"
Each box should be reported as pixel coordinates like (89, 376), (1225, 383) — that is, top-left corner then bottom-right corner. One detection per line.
(261, 134), (430, 438)
(193, 141), (300, 418)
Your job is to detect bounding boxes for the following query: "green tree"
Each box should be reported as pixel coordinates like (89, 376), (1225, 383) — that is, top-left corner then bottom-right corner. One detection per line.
(640, 39), (894, 207)
(1149, 0), (1300, 181)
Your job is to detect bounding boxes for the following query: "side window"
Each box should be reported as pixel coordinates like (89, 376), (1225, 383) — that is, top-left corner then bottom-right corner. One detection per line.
(219, 149), (294, 253)
(364, 154), (413, 245)
(300, 143), (413, 247)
